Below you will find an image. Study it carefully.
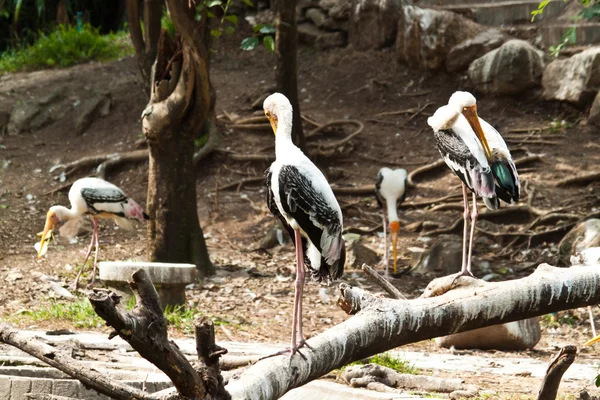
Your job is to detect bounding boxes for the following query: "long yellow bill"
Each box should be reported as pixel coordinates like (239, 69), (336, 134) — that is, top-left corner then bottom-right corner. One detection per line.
(266, 112), (278, 135)
(390, 221), (400, 274)
(462, 105), (493, 162)
(37, 211), (57, 259)
(585, 334), (600, 346)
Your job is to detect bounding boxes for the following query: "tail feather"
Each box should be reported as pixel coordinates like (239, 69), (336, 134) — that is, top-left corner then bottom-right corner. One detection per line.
(483, 196), (500, 210)
(491, 160), (519, 204)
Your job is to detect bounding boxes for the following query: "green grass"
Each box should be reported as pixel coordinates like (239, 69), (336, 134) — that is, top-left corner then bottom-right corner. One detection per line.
(11, 297), (105, 329)
(163, 304), (234, 335)
(0, 24), (134, 73)
(370, 353), (420, 375)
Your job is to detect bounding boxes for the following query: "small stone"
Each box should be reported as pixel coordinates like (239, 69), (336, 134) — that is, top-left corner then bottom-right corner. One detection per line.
(588, 90), (600, 126)
(411, 235), (462, 276)
(5, 271), (23, 282)
(306, 8), (327, 28)
(298, 23), (346, 49)
(319, 0), (350, 20)
(346, 240), (379, 267)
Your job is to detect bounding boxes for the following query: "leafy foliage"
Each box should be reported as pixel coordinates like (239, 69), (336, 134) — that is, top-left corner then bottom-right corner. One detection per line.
(0, 24), (133, 73)
(241, 23), (275, 52)
(533, 0), (600, 56)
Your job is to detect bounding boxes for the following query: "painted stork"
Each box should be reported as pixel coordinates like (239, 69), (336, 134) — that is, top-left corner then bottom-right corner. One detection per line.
(375, 167), (407, 276)
(38, 177), (149, 289)
(264, 92), (345, 355)
(427, 91), (520, 277)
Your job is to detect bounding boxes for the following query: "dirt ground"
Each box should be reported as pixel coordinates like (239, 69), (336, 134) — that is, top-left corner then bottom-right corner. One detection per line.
(1, 32), (600, 398)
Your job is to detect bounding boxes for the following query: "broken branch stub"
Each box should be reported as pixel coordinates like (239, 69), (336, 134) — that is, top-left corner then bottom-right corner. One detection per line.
(89, 269), (222, 399)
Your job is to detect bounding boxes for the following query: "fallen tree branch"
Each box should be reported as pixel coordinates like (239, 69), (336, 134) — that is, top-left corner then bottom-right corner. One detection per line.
(360, 263), (406, 299)
(60, 150), (149, 180)
(536, 345), (577, 400)
(225, 264), (600, 399)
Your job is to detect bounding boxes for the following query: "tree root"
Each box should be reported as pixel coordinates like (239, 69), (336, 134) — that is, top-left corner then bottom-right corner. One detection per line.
(59, 150), (149, 180)
(552, 170), (600, 187)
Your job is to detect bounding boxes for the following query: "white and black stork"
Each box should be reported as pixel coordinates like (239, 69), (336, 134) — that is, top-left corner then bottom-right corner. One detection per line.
(38, 177), (149, 289)
(375, 167), (407, 276)
(264, 92), (345, 355)
(427, 91), (520, 277)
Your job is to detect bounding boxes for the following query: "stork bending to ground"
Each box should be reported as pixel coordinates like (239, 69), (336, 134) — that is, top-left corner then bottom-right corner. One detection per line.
(427, 91), (520, 277)
(38, 177), (149, 289)
(264, 93), (345, 355)
(375, 167), (407, 276)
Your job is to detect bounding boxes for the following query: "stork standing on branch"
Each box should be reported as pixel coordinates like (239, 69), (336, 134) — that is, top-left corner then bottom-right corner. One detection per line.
(375, 167), (407, 276)
(37, 177), (149, 289)
(427, 91), (519, 277)
(264, 93), (345, 355)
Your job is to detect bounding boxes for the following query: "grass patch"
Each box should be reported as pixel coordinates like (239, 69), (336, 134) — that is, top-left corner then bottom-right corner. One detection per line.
(11, 297), (105, 329)
(163, 304), (234, 335)
(0, 24), (134, 73)
(370, 353), (420, 375)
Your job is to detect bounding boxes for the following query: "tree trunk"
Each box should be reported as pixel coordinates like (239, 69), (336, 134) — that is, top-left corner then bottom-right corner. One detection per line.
(273, 0), (306, 152)
(142, 26), (213, 277)
(127, 0), (162, 91)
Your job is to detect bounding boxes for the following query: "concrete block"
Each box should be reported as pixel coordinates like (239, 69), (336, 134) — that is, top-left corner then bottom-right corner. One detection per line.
(52, 379), (79, 398)
(99, 262), (197, 309)
(30, 378), (53, 397)
(0, 377), (10, 400)
(9, 377), (31, 399)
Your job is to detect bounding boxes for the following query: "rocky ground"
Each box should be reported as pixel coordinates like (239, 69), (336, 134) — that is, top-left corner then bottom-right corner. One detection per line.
(0, 23), (600, 398)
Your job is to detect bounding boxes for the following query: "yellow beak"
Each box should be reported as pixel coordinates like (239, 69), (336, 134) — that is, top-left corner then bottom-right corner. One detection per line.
(266, 114), (278, 135)
(390, 221), (400, 274)
(462, 105), (493, 163)
(38, 213), (56, 259)
(585, 334), (600, 346)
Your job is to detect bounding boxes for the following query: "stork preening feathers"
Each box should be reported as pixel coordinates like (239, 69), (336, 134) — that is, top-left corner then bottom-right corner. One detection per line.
(37, 177), (149, 289)
(427, 91), (520, 277)
(264, 92), (345, 355)
(375, 168), (407, 276)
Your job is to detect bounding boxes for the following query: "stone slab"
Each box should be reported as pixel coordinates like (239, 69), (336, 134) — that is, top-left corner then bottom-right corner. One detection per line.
(99, 261), (197, 284)
(282, 380), (430, 399)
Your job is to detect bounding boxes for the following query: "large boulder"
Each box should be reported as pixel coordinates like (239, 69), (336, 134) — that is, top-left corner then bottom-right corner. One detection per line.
(542, 47), (600, 107)
(588, 90), (600, 126)
(468, 39), (545, 95)
(397, 5), (484, 70)
(350, 0), (410, 50)
(436, 317), (541, 351)
(559, 219), (600, 264)
(446, 29), (506, 72)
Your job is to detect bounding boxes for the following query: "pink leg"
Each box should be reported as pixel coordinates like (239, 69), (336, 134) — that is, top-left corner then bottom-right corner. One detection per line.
(89, 218), (100, 286)
(71, 218), (97, 290)
(466, 193), (478, 275)
(291, 229), (308, 353)
(460, 183), (470, 275)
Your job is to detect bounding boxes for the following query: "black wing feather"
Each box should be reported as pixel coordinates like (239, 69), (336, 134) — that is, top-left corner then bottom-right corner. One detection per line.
(375, 169), (384, 208)
(270, 166), (344, 282)
(81, 187), (127, 215)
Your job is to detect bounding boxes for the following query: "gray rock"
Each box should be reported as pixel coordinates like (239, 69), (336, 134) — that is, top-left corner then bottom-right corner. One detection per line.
(542, 47), (600, 107)
(346, 240), (380, 268)
(559, 218), (600, 264)
(411, 235), (462, 276)
(571, 247), (600, 266)
(319, 0), (350, 20)
(397, 5), (484, 70)
(436, 317), (541, 351)
(322, 17), (349, 32)
(468, 39), (545, 95)
(350, 0), (409, 50)
(298, 23), (346, 49)
(446, 29), (506, 72)
(74, 93), (111, 135)
(259, 223), (288, 250)
(588, 90), (600, 126)
(306, 7), (327, 28)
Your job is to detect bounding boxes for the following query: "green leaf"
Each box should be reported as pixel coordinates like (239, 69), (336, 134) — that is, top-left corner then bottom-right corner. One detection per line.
(13, 0), (23, 23)
(0, 204), (7, 209)
(253, 23), (264, 33)
(224, 25), (235, 35)
(207, 10), (216, 18)
(205, 0), (222, 7)
(210, 29), (223, 37)
(36, 0), (45, 17)
(263, 35), (274, 52)
(242, 0), (254, 7)
(225, 14), (238, 25)
(595, 374), (600, 387)
(260, 24), (276, 34)
(241, 36), (259, 51)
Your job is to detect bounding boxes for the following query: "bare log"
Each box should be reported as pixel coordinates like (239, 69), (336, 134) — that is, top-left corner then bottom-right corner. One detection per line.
(536, 345), (577, 400)
(553, 170), (600, 187)
(225, 264), (600, 399)
(0, 324), (155, 400)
